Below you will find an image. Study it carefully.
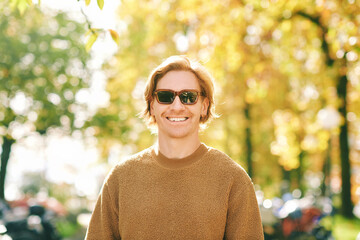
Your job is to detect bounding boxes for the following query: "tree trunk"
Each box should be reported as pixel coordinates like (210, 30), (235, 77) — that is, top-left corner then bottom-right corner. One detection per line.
(336, 74), (354, 218)
(321, 138), (332, 197)
(244, 102), (253, 178)
(0, 136), (15, 201)
(224, 115), (233, 161)
(281, 168), (291, 195)
(296, 151), (305, 195)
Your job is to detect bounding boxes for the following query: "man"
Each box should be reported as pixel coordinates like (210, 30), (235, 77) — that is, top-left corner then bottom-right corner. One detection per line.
(85, 55), (264, 239)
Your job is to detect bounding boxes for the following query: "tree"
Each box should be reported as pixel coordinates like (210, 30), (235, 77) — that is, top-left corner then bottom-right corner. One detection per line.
(8, 0), (119, 51)
(0, 4), (91, 200)
(293, 9), (354, 219)
(257, 0), (360, 218)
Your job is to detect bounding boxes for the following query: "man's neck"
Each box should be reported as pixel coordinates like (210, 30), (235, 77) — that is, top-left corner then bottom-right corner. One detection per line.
(157, 135), (201, 159)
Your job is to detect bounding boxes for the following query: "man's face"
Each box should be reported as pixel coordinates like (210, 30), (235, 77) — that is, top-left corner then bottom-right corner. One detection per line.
(151, 70), (209, 140)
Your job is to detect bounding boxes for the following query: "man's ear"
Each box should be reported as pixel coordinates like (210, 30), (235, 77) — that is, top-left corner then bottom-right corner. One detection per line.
(201, 97), (209, 116)
(150, 100), (154, 116)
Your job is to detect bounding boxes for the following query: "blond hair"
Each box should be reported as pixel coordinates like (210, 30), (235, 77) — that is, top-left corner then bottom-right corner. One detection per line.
(141, 55), (217, 126)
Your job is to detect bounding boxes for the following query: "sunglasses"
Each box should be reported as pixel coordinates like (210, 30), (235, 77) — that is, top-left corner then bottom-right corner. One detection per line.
(154, 89), (203, 105)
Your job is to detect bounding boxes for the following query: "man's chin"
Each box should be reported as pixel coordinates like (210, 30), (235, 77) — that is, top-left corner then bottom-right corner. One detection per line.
(166, 131), (189, 139)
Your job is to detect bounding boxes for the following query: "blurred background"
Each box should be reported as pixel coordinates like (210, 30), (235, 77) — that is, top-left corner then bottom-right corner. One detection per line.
(1, 0), (360, 239)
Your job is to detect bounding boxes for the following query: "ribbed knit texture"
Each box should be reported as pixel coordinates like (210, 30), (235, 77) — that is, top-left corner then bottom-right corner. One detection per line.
(85, 144), (264, 240)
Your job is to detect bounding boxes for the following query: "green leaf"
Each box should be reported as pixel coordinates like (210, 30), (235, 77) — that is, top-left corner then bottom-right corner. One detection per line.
(10, 0), (31, 14)
(18, 0), (29, 15)
(85, 0), (91, 6)
(109, 29), (119, 45)
(97, 0), (104, 9)
(85, 32), (98, 52)
(85, 28), (101, 37)
(9, 0), (19, 10)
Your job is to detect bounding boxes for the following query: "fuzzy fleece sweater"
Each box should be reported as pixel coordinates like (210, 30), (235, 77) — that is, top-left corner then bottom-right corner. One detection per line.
(85, 144), (264, 240)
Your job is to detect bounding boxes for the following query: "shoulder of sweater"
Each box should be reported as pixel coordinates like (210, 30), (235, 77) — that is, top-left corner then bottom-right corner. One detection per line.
(205, 145), (252, 182)
(205, 146), (243, 169)
(104, 146), (153, 182)
(115, 146), (153, 169)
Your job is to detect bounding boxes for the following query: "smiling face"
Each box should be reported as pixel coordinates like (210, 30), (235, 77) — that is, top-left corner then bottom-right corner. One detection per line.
(151, 70), (209, 141)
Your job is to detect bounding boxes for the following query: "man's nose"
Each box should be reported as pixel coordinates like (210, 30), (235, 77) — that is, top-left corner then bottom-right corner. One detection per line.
(170, 96), (185, 109)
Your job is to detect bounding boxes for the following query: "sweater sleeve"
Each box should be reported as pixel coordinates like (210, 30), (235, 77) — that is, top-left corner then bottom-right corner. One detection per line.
(85, 180), (120, 240)
(224, 174), (264, 240)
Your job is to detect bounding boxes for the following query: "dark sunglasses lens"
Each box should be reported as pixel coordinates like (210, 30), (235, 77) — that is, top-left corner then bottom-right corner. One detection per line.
(180, 91), (198, 104)
(157, 91), (175, 103)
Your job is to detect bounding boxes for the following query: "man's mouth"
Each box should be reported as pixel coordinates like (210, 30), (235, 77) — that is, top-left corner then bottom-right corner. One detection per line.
(167, 117), (188, 122)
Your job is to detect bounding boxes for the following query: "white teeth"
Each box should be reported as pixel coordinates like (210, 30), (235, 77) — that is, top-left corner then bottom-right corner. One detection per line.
(167, 117), (187, 122)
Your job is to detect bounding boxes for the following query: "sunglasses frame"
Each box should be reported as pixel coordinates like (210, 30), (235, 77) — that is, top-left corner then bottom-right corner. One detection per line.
(154, 89), (203, 105)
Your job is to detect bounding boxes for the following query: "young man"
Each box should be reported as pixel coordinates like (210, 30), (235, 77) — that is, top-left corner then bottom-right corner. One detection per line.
(85, 56), (264, 239)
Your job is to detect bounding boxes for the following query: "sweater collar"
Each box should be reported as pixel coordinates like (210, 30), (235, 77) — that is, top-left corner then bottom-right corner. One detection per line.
(152, 143), (208, 169)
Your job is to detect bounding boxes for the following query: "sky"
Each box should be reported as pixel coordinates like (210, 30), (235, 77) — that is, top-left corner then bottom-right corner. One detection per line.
(6, 0), (122, 201)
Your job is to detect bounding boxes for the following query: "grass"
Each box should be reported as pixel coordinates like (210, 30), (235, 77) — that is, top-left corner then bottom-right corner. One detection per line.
(331, 215), (360, 240)
(56, 219), (81, 238)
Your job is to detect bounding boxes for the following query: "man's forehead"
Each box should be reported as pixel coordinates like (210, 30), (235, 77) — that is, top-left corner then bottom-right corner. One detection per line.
(156, 70), (200, 90)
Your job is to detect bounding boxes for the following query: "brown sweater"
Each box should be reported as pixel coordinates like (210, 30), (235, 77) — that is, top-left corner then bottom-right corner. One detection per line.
(85, 144), (264, 240)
